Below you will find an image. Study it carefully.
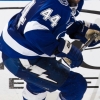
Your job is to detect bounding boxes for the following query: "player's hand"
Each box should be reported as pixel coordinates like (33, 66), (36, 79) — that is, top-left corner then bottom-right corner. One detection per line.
(66, 45), (83, 68)
(85, 29), (100, 42)
(56, 38), (83, 68)
(67, 21), (100, 47)
(85, 23), (100, 46)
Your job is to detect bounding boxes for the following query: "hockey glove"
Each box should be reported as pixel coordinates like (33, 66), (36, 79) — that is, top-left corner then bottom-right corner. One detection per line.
(67, 21), (100, 47)
(85, 24), (100, 46)
(56, 38), (83, 68)
(66, 44), (83, 68)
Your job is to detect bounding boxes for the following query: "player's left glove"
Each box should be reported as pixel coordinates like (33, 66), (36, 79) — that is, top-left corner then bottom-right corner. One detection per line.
(55, 38), (83, 68)
(67, 21), (100, 47)
(85, 29), (100, 41)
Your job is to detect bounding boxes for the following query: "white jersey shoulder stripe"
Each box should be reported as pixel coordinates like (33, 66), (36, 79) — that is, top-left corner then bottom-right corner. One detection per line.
(2, 23), (55, 58)
(24, 21), (49, 34)
(2, 23), (38, 56)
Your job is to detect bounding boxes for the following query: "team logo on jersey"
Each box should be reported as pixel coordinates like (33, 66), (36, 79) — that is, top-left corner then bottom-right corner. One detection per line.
(58, 0), (68, 6)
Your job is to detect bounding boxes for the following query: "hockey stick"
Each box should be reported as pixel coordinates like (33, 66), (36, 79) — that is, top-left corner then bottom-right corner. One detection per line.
(62, 33), (99, 67)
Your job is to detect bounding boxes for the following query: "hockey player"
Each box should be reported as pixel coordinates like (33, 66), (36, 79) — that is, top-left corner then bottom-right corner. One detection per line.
(0, 0), (100, 100)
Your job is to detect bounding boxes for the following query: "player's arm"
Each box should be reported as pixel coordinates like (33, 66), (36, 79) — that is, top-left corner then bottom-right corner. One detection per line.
(23, 5), (83, 68)
(24, 20), (83, 68)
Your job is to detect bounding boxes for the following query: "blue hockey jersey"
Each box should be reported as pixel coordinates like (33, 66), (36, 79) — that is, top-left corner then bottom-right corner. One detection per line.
(0, 0), (84, 59)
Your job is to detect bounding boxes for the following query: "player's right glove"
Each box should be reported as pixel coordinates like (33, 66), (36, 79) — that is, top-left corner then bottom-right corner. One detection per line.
(65, 44), (83, 68)
(56, 38), (83, 68)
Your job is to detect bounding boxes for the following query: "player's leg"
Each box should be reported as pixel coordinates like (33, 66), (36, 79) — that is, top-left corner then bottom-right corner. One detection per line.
(2, 53), (70, 100)
(57, 71), (87, 100)
(2, 52), (87, 100)
(2, 53), (70, 92)
(2, 53), (47, 100)
(22, 82), (47, 100)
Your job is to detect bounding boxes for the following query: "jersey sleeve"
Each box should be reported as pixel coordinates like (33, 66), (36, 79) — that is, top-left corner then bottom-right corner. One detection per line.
(24, 24), (59, 56)
(23, 20), (71, 57)
(23, 10), (71, 57)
